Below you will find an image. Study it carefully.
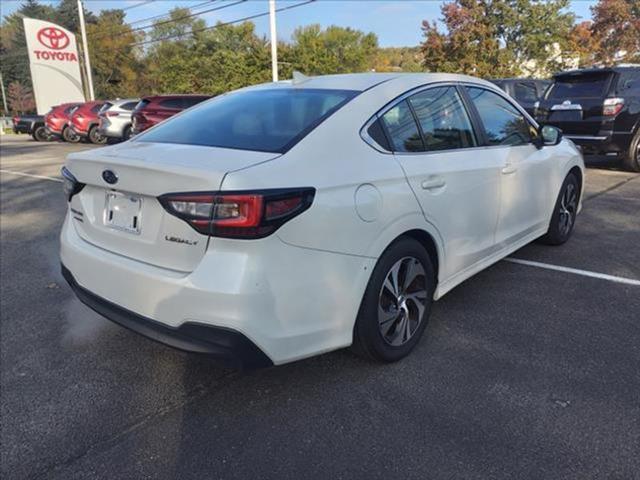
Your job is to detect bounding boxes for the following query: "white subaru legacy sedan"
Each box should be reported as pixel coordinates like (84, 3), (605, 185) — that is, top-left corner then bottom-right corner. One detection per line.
(60, 73), (584, 368)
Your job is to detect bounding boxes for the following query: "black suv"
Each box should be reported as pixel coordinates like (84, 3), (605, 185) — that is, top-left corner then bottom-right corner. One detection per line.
(489, 78), (550, 117)
(536, 66), (640, 171)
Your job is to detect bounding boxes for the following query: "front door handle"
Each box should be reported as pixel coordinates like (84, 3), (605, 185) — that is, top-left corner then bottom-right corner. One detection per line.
(502, 163), (517, 175)
(421, 178), (446, 190)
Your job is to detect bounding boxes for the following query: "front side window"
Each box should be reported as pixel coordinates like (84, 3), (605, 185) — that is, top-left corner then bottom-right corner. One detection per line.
(90, 104), (103, 113)
(466, 87), (534, 146)
(138, 88), (358, 153)
(408, 86), (476, 151)
(380, 100), (424, 152)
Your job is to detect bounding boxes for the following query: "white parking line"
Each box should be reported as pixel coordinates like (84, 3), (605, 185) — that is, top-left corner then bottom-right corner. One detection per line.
(0, 169), (62, 183)
(505, 257), (640, 286)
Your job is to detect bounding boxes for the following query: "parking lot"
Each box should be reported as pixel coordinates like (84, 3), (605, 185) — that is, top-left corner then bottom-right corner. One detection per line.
(1, 134), (639, 479)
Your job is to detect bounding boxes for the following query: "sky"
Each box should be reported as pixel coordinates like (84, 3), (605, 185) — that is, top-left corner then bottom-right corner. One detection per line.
(0, 0), (598, 47)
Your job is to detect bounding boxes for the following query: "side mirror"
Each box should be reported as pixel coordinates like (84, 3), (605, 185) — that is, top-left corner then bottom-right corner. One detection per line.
(539, 125), (562, 147)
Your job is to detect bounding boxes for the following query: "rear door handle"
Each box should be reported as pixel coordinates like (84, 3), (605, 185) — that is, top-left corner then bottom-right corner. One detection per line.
(421, 178), (446, 190)
(502, 163), (517, 175)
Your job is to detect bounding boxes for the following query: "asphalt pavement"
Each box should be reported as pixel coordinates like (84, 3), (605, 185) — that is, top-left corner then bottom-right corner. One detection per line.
(1, 135), (639, 480)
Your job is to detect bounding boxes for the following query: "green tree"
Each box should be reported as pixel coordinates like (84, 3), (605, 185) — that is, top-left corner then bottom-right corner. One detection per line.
(0, 0), (57, 89)
(372, 47), (423, 72)
(86, 9), (143, 99)
(285, 24), (378, 75)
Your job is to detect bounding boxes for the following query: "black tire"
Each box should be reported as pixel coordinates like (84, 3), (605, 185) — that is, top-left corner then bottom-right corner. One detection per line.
(122, 125), (132, 141)
(32, 125), (49, 142)
(62, 126), (80, 143)
(622, 130), (640, 172)
(352, 237), (435, 362)
(539, 173), (580, 245)
(88, 125), (107, 145)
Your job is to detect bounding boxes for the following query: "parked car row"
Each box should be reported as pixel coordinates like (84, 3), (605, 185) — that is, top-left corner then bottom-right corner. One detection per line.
(490, 65), (639, 171)
(11, 94), (212, 145)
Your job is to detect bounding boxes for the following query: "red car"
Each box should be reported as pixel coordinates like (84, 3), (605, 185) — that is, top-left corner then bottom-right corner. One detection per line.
(131, 94), (211, 134)
(44, 103), (83, 142)
(69, 100), (107, 144)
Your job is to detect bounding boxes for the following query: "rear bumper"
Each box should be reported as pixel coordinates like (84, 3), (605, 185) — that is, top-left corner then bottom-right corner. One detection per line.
(62, 264), (273, 368)
(60, 214), (374, 365)
(98, 121), (128, 138)
(563, 131), (633, 156)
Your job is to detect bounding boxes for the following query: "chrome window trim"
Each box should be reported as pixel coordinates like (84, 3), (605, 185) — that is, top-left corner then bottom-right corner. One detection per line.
(360, 80), (539, 155)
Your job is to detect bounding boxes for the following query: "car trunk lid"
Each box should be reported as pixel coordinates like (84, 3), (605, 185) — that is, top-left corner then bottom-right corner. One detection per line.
(66, 141), (280, 272)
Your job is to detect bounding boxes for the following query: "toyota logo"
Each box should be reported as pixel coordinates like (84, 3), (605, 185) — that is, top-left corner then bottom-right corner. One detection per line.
(37, 27), (70, 50)
(102, 170), (118, 185)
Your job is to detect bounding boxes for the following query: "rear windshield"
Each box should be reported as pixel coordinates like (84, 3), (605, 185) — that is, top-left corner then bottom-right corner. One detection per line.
(547, 73), (613, 99)
(136, 88), (359, 153)
(99, 102), (113, 113)
(134, 99), (150, 111)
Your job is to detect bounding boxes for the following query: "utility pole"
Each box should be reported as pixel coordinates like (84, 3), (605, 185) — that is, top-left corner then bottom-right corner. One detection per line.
(0, 71), (8, 115)
(269, 0), (278, 82)
(77, 0), (95, 100)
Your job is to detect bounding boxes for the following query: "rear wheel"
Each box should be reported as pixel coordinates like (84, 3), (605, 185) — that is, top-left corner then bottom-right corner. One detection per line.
(32, 125), (49, 142)
(539, 173), (579, 245)
(622, 130), (640, 172)
(88, 125), (107, 145)
(62, 126), (80, 143)
(122, 125), (132, 141)
(352, 237), (434, 362)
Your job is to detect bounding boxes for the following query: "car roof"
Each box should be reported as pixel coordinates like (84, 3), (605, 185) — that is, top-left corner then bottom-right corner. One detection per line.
(554, 66), (640, 78)
(246, 72), (497, 93)
(142, 94), (212, 101)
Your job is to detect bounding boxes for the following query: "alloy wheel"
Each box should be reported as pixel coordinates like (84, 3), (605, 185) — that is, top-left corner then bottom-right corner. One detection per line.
(377, 256), (428, 347)
(558, 182), (577, 237)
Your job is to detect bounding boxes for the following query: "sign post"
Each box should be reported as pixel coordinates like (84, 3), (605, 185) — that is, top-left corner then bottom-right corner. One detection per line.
(23, 18), (85, 114)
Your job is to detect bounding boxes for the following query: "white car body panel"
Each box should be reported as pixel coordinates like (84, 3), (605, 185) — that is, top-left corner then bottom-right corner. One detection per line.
(60, 73), (585, 365)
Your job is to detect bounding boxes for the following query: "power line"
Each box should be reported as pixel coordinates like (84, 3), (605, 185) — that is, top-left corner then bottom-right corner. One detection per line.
(121, 0), (155, 12)
(1, 0), (316, 69)
(92, 0), (246, 40)
(132, 0), (315, 48)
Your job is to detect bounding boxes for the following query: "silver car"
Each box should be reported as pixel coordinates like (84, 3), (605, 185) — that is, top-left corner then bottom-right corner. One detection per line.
(98, 98), (139, 141)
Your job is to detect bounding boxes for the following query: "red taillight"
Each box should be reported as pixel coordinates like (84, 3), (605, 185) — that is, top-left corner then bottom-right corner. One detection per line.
(603, 98), (624, 116)
(159, 188), (315, 239)
(12, 116), (19, 124)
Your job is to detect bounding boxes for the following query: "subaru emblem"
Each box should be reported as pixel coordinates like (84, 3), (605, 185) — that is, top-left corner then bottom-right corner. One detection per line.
(102, 169), (118, 185)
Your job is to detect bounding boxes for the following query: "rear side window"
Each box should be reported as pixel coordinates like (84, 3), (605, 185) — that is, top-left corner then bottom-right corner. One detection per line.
(137, 88), (358, 153)
(182, 97), (209, 108)
(121, 102), (138, 111)
(408, 86), (476, 151)
(466, 87), (534, 146)
(380, 100), (424, 152)
(514, 82), (538, 102)
(159, 98), (184, 109)
(366, 119), (391, 151)
(547, 73), (613, 99)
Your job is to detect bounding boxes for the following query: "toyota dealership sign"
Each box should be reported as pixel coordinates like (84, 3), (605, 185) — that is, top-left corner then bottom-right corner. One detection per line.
(23, 18), (85, 114)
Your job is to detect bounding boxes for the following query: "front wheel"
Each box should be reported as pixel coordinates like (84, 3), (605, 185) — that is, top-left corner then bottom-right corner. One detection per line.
(539, 173), (579, 245)
(88, 125), (107, 145)
(352, 237), (435, 362)
(62, 126), (80, 143)
(622, 130), (640, 172)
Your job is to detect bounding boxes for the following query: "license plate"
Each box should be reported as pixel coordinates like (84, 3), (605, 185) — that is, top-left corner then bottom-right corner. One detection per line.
(104, 191), (142, 234)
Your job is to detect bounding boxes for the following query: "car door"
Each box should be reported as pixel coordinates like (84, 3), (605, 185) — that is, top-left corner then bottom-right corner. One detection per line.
(464, 86), (554, 248)
(379, 85), (503, 280)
